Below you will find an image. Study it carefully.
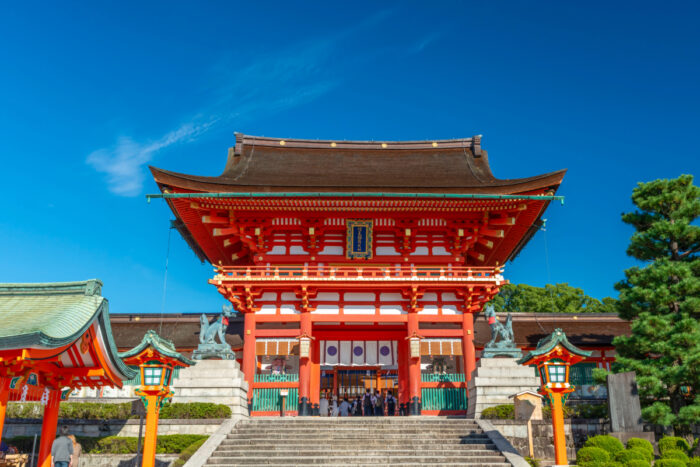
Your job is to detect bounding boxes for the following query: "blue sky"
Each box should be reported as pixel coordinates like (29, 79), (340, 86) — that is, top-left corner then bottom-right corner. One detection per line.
(1, 1), (698, 315)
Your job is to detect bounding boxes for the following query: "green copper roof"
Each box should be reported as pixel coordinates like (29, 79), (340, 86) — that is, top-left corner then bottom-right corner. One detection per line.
(119, 330), (195, 367)
(0, 280), (137, 381)
(0, 280), (105, 349)
(517, 328), (592, 364)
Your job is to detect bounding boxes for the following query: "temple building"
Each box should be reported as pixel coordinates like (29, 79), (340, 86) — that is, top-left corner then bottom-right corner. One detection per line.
(145, 133), (599, 416)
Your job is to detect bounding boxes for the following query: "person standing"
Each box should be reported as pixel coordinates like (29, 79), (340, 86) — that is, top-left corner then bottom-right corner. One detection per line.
(67, 435), (81, 467)
(386, 390), (396, 416)
(319, 392), (329, 417)
(352, 396), (362, 416)
(374, 390), (384, 416)
(331, 396), (339, 417)
(51, 426), (73, 467)
(362, 389), (373, 416)
(338, 397), (351, 416)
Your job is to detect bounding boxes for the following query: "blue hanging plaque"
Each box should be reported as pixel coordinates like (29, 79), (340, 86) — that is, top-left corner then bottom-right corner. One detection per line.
(346, 220), (373, 259)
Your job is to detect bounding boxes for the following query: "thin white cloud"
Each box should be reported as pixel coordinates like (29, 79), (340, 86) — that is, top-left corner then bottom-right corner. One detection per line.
(87, 10), (437, 197)
(86, 120), (215, 196)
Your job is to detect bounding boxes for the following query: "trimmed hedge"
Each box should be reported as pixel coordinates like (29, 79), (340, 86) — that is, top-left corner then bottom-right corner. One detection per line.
(661, 449), (690, 463)
(584, 435), (625, 456)
(654, 460), (686, 467)
(173, 438), (207, 467)
(659, 437), (691, 456)
(577, 446), (610, 464)
(627, 437), (655, 456)
(627, 460), (652, 467)
(481, 404), (514, 420)
(6, 402), (230, 420)
(687, 458), (700, 467)
(160, 402), (230, 419)
(7, 435), (207, 454)
(614, 448), (652, 464)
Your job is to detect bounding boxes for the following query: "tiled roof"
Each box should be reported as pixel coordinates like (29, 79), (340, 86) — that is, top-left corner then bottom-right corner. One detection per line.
(0, 280), (105, 349)
(119, 329), (195, 366)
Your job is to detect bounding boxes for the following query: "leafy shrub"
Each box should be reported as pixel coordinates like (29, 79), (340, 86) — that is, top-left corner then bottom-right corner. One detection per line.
(628, 438), (655, 456)
(659, 437), (691, 455)
(654, 460), (687, 467)
(6, 401), (230, 420)
(687, 458), (700, 467)
(626, 460), (652, 467)
(662, 449), (690, 463)
(577, 446), (611, 464)
(615, 448), (651, 464)
(160, 402), (231, 419)
(579, 462), (623, 467)
(480, 404), (514, 420)
(7, 435), (207, 454)
(584, 435), (625, 456)
(173, 438), (207, 467)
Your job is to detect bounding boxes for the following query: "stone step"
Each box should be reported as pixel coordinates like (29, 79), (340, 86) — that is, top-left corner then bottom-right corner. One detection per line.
(474, 358), (521, 367)
(221, 439), (496, 448)
(214, 447), (499, 455)
(212, 449), (504, 457)
(208, 458), (509, 464)
(230, 430), (485, 435)
(207, 463), (511, 467)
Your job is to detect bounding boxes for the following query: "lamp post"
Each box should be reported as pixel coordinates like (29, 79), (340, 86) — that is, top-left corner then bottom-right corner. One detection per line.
(120, 331), (194, 467)
(518, 329), (591, 467)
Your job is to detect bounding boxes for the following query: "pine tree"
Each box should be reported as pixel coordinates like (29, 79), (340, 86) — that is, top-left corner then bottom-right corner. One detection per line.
(491, 282), (615, 314)
(613, 174), (700, 426)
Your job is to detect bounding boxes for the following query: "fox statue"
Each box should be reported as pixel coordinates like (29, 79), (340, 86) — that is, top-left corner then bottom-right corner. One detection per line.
(199, 304), (235, 345)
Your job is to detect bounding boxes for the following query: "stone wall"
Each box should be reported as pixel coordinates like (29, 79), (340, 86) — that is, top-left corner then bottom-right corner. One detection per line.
(490, 419), (609, 460)
(2, 419), (223, 439)
(80, 454), (178, 467)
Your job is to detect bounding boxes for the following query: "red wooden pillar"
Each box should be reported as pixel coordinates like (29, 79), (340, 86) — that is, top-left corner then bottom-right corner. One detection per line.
(398, 338), (409, 414)
(242, 312), (256, 409)
(0, 377), (10, 446)
(407, 312), (421, 415)
(298, 311), (312, 415)
(462, 312), (476, 381)
(38, 389), (61, 467)
(309, 339), (320, 415)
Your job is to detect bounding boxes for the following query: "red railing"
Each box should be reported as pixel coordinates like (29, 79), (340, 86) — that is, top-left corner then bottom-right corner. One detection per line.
(213, 265), (503, 281)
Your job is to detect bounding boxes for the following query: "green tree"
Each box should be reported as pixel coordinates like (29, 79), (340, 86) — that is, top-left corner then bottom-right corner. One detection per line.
(612, 174), (700, 427)
(490, 282), (615, 314)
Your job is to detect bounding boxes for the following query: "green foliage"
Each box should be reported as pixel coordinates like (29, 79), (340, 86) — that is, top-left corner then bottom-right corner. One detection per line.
(490, 283), (617, 314)
(612, 175), (700, 427)
(574, 403), (609, 419)
(654, 459), (687, 467)
(160, 402), (231, 419)
(6, 401), (230, 419)
(662, 449), (690, 463)
(584, 435), (625, 455)
(626, 460), (652, 467)
(542, 403), (574, 419)
(480, 404), (514, 419)
(578, 446), (611, 464)
(173, 438), (207, 467)
(687, 458), (700, 467)
(627, 437), (655, 456)
(7, 435), (207, 454)
(659, 437), (691, 455)
(615, 448), (652, 464)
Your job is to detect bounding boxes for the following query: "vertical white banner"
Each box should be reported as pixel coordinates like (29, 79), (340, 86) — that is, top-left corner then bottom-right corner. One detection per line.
(340, 341), (352, 366)
(366, 341), (378, 365)
(378, 341), (393, 366)
(324, 340), (339, 365)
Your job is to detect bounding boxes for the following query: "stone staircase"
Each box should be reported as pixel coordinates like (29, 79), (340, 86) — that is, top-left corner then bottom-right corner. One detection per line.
(205, 417), (512, 466)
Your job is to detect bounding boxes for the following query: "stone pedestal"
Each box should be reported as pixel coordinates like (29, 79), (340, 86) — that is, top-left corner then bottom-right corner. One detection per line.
(171, 359), (249, 417)
(467, 358), (540, 418)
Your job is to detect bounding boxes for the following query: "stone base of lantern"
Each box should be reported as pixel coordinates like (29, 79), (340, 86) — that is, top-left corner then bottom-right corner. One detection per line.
(467, 357), (541, 418)
(171, 359), (249, 417)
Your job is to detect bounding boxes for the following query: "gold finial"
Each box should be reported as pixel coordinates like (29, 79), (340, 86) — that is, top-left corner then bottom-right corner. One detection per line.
(331, 142), (337, 147)
(381, 143), (387, 148)
(279, 140), (286, 145)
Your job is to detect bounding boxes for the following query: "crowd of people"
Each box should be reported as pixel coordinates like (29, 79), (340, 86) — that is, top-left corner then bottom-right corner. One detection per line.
(319, 389), (397, 416)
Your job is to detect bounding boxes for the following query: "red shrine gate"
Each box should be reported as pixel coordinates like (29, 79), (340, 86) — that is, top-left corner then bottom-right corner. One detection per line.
(150, 134), (565, 415)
